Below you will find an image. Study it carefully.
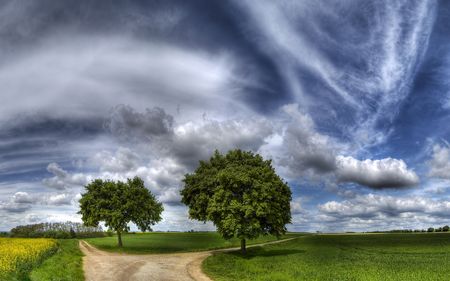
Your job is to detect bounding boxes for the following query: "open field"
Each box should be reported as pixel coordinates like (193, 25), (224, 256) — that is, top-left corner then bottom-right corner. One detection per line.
(5, 232), (450, 281)
(203, 233), (450, 281)
(86, 232), (303, 254)
(0, 238), (57, 280)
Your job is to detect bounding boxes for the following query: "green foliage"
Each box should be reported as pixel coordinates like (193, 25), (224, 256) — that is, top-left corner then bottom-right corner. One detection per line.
(78, 176), (163, 246)
(85, 232), (300, 254)
(203, 233), (450, 281)
(30, 239), (84, 281)
(10, 222), (107, 239)
(181, 149), (292, 251)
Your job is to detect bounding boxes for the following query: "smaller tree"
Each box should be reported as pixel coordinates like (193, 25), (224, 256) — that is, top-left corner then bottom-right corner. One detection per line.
(427, 227), (434, 233)
(69, 227), (76, 238)
(443, 225), (449, 232)
(79, 177), (163, 247)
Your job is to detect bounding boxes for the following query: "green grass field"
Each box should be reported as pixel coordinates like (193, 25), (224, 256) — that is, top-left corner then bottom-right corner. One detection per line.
(29, 239), (84, 281)
(85, 232), (302, 254)
(203, 233), (450, 281)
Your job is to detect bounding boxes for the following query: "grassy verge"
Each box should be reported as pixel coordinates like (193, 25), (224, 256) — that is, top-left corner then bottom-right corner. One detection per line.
(203, 233), (450, 281)
(29, 239), (84, 281)
(85, 232), (304, 254)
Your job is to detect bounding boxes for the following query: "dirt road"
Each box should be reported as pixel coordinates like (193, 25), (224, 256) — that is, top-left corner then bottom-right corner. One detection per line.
(80, 238), (296, 281)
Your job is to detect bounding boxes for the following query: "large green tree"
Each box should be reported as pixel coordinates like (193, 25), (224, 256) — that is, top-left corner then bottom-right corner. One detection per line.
(181, 149), (292, 254)
(78, 176), (163, 247)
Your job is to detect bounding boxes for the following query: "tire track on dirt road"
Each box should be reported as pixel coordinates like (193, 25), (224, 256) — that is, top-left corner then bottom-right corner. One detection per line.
(80, 238), (298, 281)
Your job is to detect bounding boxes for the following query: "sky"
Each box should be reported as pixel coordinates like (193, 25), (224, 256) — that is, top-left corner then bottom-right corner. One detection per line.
(1, 0), (450, 232)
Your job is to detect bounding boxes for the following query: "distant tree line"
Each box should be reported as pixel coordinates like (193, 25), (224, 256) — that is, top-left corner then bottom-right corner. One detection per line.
(368, 225), (450, 233)
(426, 225), (450, 232)
(10, 222), (112, 239)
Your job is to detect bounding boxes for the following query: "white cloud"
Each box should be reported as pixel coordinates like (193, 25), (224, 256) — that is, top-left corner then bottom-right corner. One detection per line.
(170, 118), (274, 169)
(37, 113), (274, 207)
(0, 192), (33, 213)
(44, 193), (73, 206)
(42, 163), (90, 190)
(319, 193), (450, 220)
(1, 190), (79, 215)
(264, 104), (418, 189)
(0, 35), (250, 123)
(306, 193), (450, 232)
(94, 147), (140, 173)
(156, 205), (215, 232)
(290, 197), (303, 215)
(12, 192), (33, 204)
(336, 156), (419, 189)
(157, 188), (182, 205)
(428, 144), (450, 179)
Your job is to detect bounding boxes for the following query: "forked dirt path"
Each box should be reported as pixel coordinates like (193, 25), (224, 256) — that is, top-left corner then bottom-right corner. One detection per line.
(80, 238), (297, 281)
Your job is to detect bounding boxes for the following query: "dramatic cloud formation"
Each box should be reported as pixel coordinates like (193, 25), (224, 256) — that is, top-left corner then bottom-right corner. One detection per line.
(0, 35), (250, 124)
(277, 104), (419, 189)
(170, 118), (274, 168)
(280, 104), (337, 175)
(1, 0), (450, 232)
(234, 0), (437, 148)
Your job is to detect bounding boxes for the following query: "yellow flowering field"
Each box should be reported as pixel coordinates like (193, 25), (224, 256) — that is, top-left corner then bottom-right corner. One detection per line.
(0, 238), (57, 277)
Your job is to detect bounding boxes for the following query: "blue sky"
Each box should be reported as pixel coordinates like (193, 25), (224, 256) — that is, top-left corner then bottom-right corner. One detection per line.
(1, 0), (450, 232)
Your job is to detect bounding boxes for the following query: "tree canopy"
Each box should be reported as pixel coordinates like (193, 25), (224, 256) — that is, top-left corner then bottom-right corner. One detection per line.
(181, 149), (292, 254)
(78, 176), (163, 247)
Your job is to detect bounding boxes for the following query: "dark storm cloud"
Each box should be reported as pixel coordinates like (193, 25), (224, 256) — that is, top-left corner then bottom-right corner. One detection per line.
(0, 114), (105, 180)
(1, 113), (104, 137)
(280, 104), (337, 175)
(105, 105), (174, 142)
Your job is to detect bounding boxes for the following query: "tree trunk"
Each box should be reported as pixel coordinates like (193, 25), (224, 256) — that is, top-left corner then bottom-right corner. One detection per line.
(117, 231), (123, 247)
(240, 238), (246, 255)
